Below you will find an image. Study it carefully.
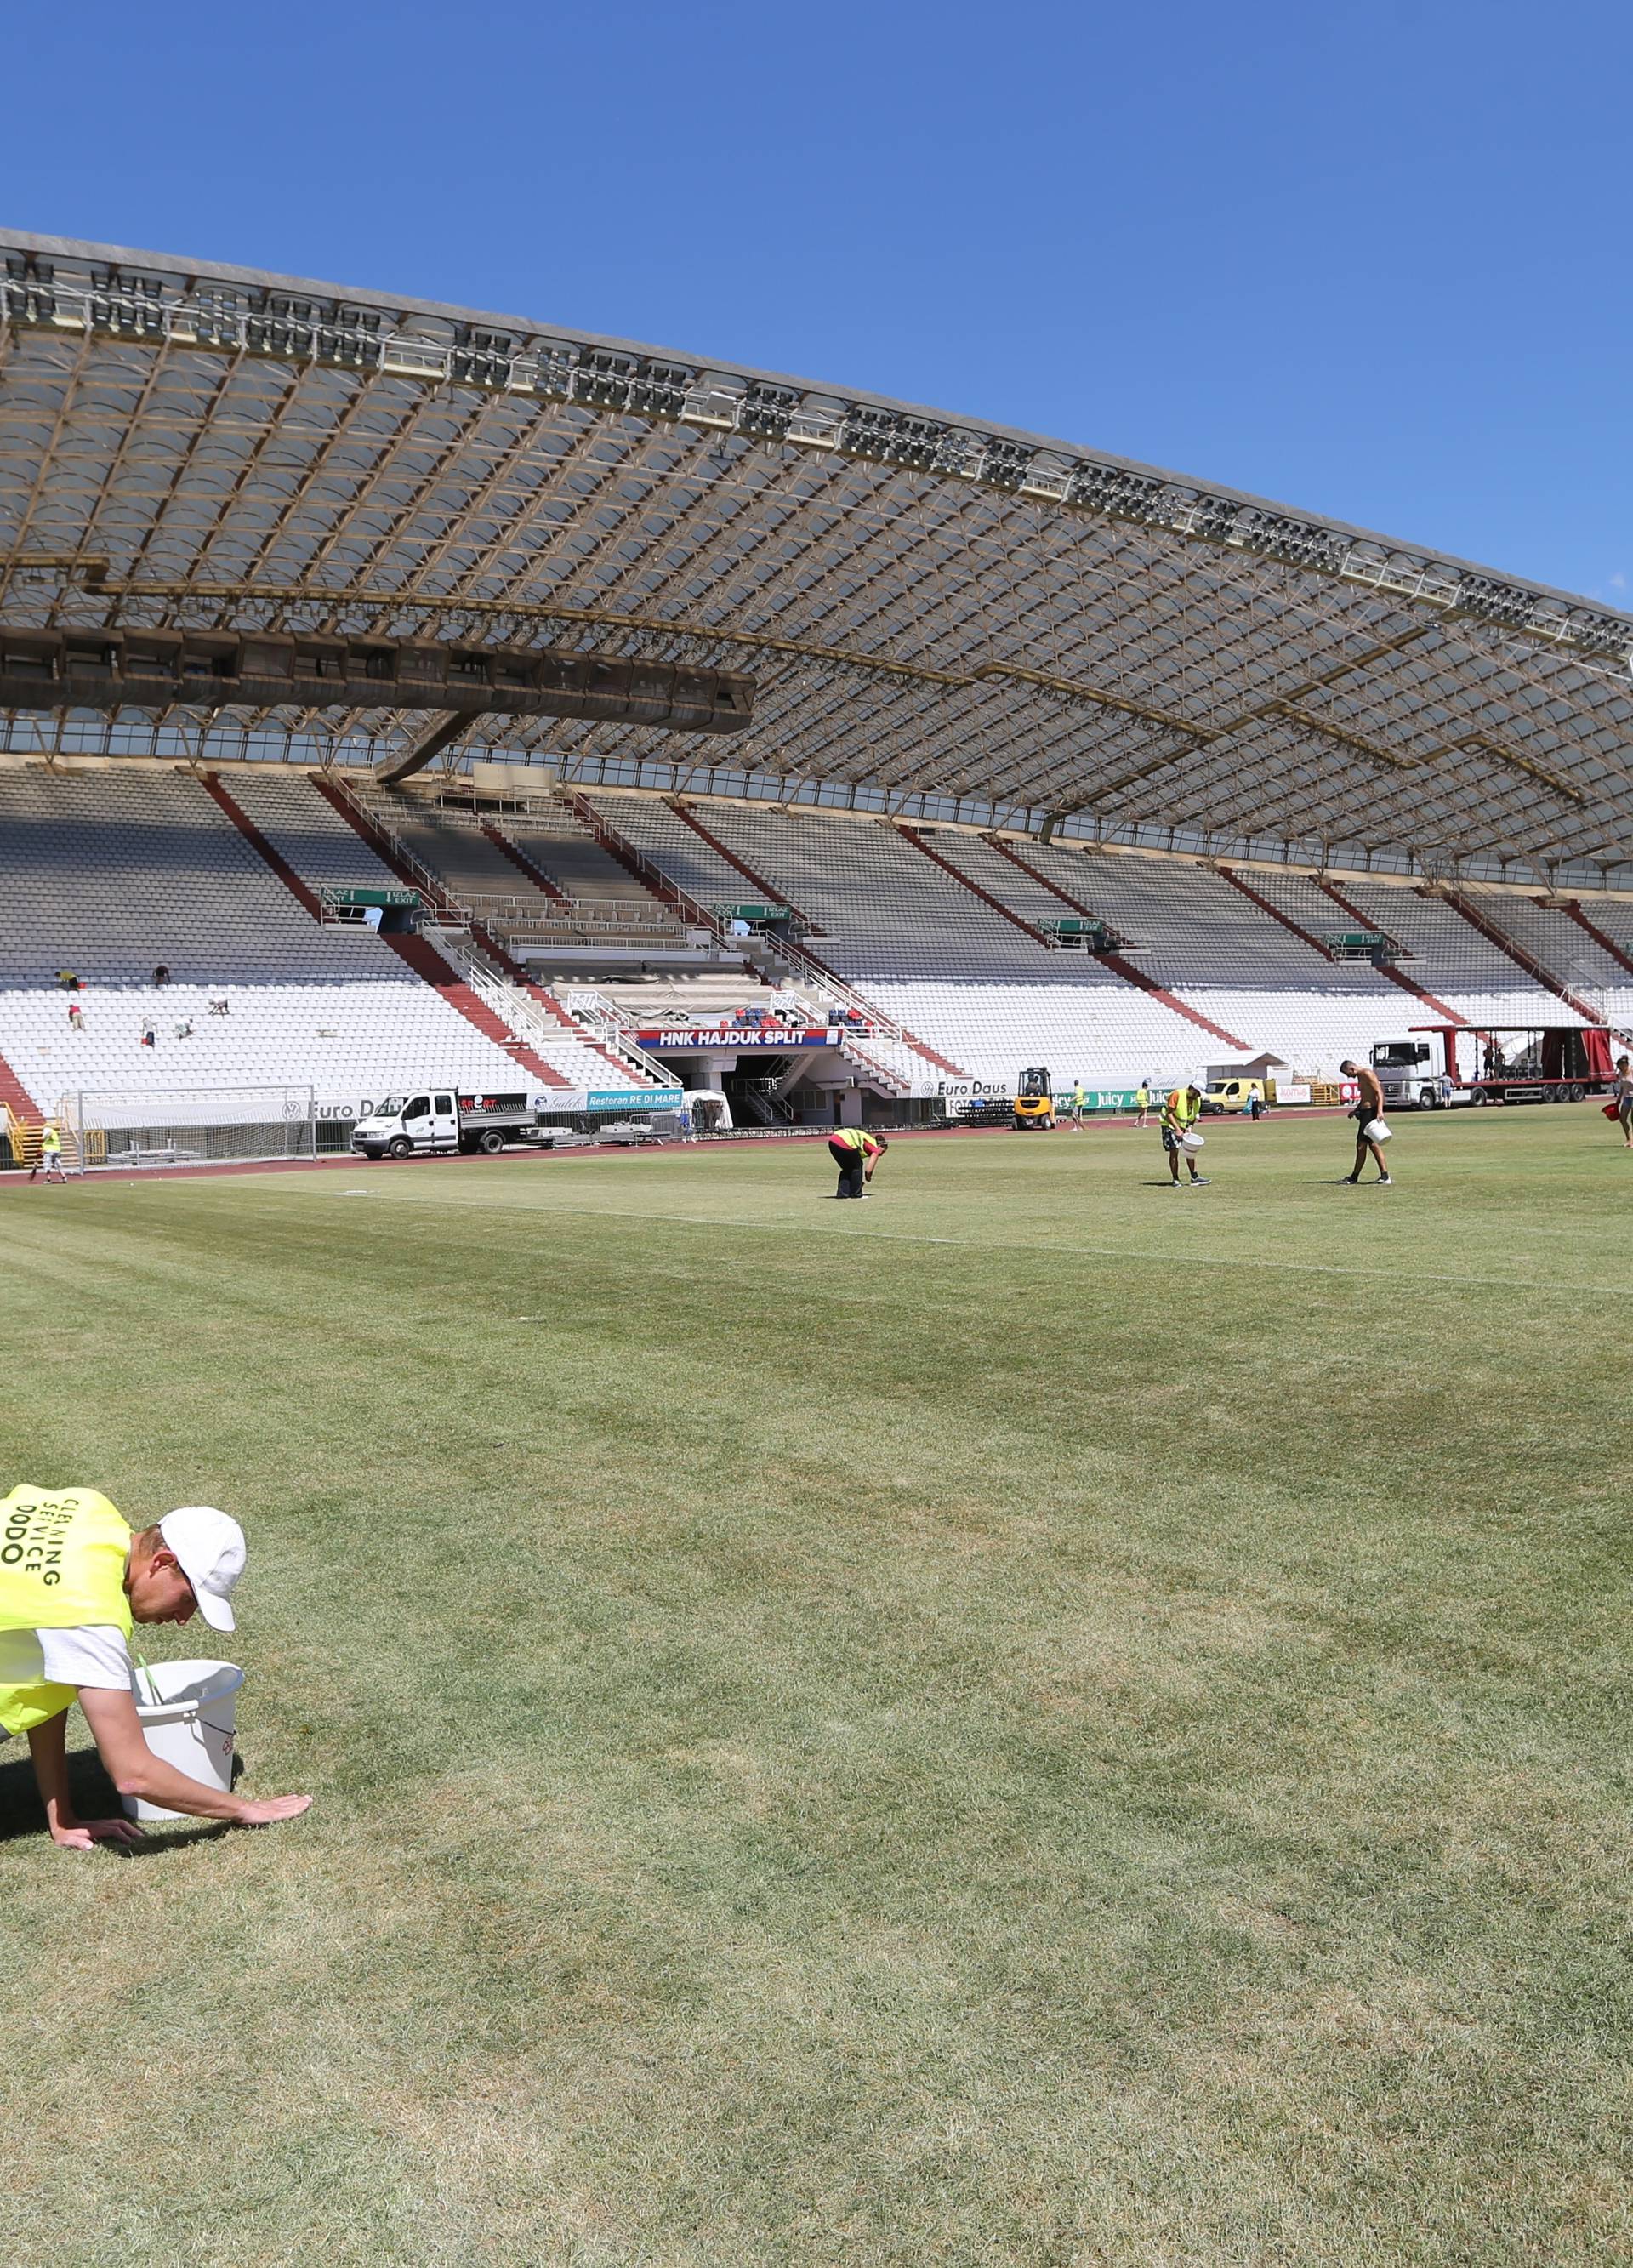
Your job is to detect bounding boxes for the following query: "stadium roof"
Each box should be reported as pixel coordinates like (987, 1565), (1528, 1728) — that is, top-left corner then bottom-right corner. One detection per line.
(4, 227), (1633, 884)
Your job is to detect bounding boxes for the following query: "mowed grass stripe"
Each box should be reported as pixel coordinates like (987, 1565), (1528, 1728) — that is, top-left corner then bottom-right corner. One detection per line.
(292, 1186), (1633, 1298)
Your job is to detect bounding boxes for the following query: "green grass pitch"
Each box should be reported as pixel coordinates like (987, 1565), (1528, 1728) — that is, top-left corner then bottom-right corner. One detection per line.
(3, 1108), (1631, 2266)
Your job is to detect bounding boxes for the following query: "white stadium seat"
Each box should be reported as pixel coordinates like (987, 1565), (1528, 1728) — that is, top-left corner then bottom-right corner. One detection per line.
(0, 768), (643, 1112)
(1, 771), (1620, 1125)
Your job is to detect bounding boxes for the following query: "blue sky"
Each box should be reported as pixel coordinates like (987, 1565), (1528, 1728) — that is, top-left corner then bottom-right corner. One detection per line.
(5, 1), (1627, 606)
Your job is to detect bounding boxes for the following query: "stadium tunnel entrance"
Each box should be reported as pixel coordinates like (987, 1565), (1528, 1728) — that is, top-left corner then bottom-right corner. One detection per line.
(648, 1034), (904, 1129)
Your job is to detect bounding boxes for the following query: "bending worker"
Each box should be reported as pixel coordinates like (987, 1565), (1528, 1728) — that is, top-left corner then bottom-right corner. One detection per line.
(828, 1125), (887, 1200)
(0, 1484), (312, 1848)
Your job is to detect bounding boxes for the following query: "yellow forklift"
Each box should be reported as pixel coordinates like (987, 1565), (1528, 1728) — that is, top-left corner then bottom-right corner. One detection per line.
(1013, 1066), (1056, 1130)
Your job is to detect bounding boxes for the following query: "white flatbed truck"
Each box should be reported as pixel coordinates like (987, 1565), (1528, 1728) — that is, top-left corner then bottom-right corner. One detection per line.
(351, 1086), (543, 1160)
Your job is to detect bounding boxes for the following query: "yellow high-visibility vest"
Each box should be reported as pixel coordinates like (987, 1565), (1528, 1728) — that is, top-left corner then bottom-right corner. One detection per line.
(0, 1487), (133, 1735)
(40, 1126), (61, 1154)
(831, 1128), (874, 1152)
(1164, 1089), (1200, 1126)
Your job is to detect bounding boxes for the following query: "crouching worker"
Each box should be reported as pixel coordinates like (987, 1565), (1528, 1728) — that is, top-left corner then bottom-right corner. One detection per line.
(0, 1485), (312, 1848)
(828, 1125), (887, 1199)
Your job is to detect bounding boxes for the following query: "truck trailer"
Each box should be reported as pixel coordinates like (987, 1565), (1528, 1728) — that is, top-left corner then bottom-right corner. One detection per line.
(1371, 1023), (1619, 1111)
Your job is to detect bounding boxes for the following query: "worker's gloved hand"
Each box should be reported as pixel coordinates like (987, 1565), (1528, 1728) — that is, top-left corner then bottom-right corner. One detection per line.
(51, 1815), (145, 1851)
(233, 1793), (314, 1827)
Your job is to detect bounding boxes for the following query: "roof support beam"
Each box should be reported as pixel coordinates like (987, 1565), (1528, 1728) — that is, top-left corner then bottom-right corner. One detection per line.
(379, 712), (466, 784)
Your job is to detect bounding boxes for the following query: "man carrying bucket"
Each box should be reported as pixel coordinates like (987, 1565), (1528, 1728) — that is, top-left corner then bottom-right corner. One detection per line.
(0, 1484), (312, 1849)
(1339, 1059), (1394, 1187)
(1160, 1083), (1209, 1188)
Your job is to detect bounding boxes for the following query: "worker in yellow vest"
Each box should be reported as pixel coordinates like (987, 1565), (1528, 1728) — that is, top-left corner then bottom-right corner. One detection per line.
(28, 1121), (66, 1183)
(1160, 1083), (1210, 1188)
(0, 1485), (312, 1848)
(828, 1124), (887, 1199)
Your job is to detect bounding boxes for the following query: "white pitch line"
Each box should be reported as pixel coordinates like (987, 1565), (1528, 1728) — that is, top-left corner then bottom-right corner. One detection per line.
(306, 1188), (1633, 1298)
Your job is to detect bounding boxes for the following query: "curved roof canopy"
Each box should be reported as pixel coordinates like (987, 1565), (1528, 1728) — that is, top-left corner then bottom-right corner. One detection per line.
(3, 229), (1633, 881)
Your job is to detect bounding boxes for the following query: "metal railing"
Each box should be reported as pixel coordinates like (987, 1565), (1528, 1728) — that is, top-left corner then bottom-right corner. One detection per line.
(759, 936), (936, 1091)
(454, 888), (684, 940)
(390, 787), (566, 827)
(559, 984), (639, 1032)
(323, 773), (468, 920)
(555, 788), (731, 937)
(445, 947), (668, 1087)
(549, 983), (674, 1084)
(330, 774), (688, 949)
(557, 787), (950, 1093)
(735, 1076), (798, 1126)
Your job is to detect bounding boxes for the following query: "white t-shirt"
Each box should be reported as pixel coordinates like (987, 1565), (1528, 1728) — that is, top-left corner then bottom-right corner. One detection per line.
(0, 1625), (134, 1728)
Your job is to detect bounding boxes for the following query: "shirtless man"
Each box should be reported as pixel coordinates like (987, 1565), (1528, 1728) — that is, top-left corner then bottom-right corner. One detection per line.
(1339, 1058), (1392, 1187)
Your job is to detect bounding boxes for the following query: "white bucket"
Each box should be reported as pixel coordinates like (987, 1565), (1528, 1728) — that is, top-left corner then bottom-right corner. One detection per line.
(1370, 1117), (1393, 1143)
(1179, 1130), (1205, 1151)
(124, 1659), (244, 1821)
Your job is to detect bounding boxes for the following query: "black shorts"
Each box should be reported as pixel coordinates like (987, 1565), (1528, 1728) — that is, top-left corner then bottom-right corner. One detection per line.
(1353, 1107), (1380, 1135)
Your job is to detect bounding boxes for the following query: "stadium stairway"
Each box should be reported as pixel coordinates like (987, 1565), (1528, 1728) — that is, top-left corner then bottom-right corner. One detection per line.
(661, 799), (822, 933)
(304, 776), (651, 1091)
(557, 786), (790, 950)
(1315, 875), (1560, 1029)
(662, 800), (969, 1080)
(501, 801), (677, 912)
(1298, 875), (1466, 1023)
(0, 1044), (40, 1164)
(204, 773), (571, 1090)
(953, 833), (1249, 1050)
(1215, 866), (1345, 957)
(570, 788), (800, 933)
(1555, 898), (1633, 982)
(479, 825), (568, 900)
(574, 790), (965, 1090)
(1436, 886), (1606, 1023)
(0, 765), (560, 1115)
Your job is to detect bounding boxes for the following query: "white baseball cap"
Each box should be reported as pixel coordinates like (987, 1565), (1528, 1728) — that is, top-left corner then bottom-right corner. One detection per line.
(158, 1506), (246, 1633)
